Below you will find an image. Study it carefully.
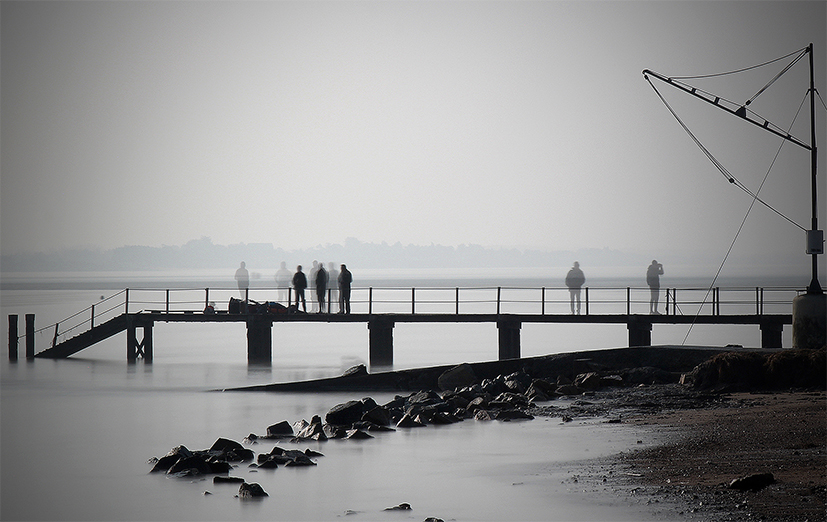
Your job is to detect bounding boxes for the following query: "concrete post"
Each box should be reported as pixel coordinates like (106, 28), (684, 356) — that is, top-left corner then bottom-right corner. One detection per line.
(246, 316), (272, 365)
(627, 317), (652, 347)
(9, 315), (18, 361)
(759, 320), (784, 349)
(497, 320), (521, 360)
(25, 314), (35, 359)
(368, 319), (394, 368)
(792, 293), (826, 349)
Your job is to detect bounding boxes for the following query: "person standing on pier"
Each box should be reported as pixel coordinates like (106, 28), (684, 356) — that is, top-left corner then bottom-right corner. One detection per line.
(647, 260), (664, 314)
(275, 261), (292, 303)
(338, 264), (352, 314)
(235, 261), (249, 299)
(293, 265), (308, 312)
(309, 260), (320, 312)
(327, 262), (340, 313)
(315, 263), (327, 313)
(565, 261), (586, 315)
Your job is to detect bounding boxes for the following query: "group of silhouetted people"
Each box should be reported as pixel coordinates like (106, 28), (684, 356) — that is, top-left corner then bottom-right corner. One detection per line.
(235, 261), (352, 314)
(565, 260), (665, 315)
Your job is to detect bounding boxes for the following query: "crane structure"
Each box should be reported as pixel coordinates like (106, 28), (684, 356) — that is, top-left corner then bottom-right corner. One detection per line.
(643, 43), (823, 295)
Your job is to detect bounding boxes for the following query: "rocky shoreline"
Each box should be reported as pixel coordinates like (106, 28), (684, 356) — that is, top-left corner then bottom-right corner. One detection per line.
(150, 345), (825, 520)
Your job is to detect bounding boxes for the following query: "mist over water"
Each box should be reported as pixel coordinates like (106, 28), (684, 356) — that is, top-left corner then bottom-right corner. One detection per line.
(0, 269), (800, 520)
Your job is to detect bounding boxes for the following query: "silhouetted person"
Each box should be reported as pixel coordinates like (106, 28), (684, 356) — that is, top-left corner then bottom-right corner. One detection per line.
(647, 260), (664, 314)
(338, 264), (352, 314)
(327, 262), (339, 313)
(565, 261), (586, 315)
(293, 265), (307, 312)
(309, 260), (320, 312)
(235, 261), (249, 298)
(275, 261), (291, 303)
(315, 264), (327, 313)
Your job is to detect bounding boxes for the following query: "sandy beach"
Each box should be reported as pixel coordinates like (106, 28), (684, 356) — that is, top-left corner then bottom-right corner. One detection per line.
(543, 386), (826, 521)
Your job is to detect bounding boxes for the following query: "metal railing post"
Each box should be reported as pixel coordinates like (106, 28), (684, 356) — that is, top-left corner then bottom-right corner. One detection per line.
(497, 287), (501, 315)
(456, 287), (460, 315)
(585, 287), (590, 315)
(166, 289), (170, 314)
(411, 288), (415, 315)
(91, 305), (95, 329)
(125, 289), (129, 314)
(626, 287), (631, 315)
(205, 288), (209, 310)
(369, 287), (373, 315)
(541, 287), (545, 315)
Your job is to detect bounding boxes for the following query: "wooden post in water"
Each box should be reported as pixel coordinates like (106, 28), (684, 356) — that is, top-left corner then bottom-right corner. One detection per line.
(8, 315), (18, 361)
(368, 319), (394, 368)
(25, 314), (35, 359)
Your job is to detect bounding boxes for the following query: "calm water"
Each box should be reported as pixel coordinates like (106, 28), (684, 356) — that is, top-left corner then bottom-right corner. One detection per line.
(0, 269), (803, 521)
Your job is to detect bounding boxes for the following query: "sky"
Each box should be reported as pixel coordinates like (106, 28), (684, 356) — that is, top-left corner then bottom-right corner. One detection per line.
(1, 0), (825, 277)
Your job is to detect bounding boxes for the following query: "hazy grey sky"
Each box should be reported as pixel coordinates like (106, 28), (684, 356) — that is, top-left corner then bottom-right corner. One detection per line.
(2, 1), (825, 275)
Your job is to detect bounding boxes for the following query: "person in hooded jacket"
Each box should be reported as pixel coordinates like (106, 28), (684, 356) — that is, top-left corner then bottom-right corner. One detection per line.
(565, 261), (586, 315)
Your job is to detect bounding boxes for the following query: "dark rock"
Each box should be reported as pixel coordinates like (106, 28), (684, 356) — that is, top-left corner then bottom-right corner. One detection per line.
(622, 366), (676, 386)
(238, 482), (268, 498)
(728, 473), (775, 491)
(384, 503), (411, 511)
(361, 406), (392, 426)
(474, 410), (493, 421)
(345, 428), (374, 439)
(209, 438), (244, 454)
(150, 454), (181, 473)
(266, 421), (294, 437)
(396, 412), (426, 428)
(326, 400), (366, 426)
(213, 476), (245, 484)
(437, 363), (477, 391)
(600, 374), (624, 387)
(323, 424), (350, 439)
(574, 372), (602, 390)
(167, 455), (212, 476)
(408, 390), (442, 405)
(304, 449), (324, 457)
(505, 371), (532, 389)
(284, 454), (317, 466)
(342, 364), (368, 377)
(295, 415), (327, 441)
(556, 384), (583, 395)
(257, 458), (279, 469)
(495, 409), (534, 421)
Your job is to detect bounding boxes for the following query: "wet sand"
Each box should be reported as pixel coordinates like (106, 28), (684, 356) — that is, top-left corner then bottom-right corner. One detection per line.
(551, 387), (826, 521)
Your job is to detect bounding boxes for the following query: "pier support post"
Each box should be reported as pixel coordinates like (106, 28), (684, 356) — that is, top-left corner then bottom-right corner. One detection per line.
(759, 319), (784, 349)
(792, 293), (825, 349)
(368, 319), (394, 368)
(497, 320), (521, 360)
(9, 315), (18, 361)
(627, 317), (652, 347)
(25, 314), (35, 359)
(246, 315), (272, 365)
(127, 317), (154, 361)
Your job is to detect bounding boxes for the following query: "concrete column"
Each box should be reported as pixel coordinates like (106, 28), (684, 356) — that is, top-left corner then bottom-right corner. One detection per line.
(792, 293), (826, 349)
(9, 315), (18, 361)
(760, 320), (784, 349)
(246, 316), (272, 365)
(497, 320), (521, 360)
(25, 314), (35, 359)
(368, 320), (394, 368)
(627, 317), (652, 347)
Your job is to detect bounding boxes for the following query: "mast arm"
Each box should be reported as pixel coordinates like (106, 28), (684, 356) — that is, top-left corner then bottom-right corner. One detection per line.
(642, 68), (812, 151)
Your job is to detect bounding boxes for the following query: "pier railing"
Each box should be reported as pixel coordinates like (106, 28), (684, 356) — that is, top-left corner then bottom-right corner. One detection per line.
(21, 285), (802, 349)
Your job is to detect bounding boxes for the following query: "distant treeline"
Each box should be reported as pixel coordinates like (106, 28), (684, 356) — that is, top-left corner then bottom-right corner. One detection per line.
(1, 237), (648, 272)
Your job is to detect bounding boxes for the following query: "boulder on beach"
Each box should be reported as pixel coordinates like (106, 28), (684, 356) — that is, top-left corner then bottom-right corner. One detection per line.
(437, 363), (477, 391)
(238, 482), (268, 498)
(266, 421), (294, 437)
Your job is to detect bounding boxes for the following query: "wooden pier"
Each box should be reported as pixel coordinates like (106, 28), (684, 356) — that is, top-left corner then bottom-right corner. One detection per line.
(9, 282), (796, 367)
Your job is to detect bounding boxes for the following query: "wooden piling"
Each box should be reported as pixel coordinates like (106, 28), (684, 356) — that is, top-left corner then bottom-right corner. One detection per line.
(497, 320), (521, 360)
(368, 319), (394, 368)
